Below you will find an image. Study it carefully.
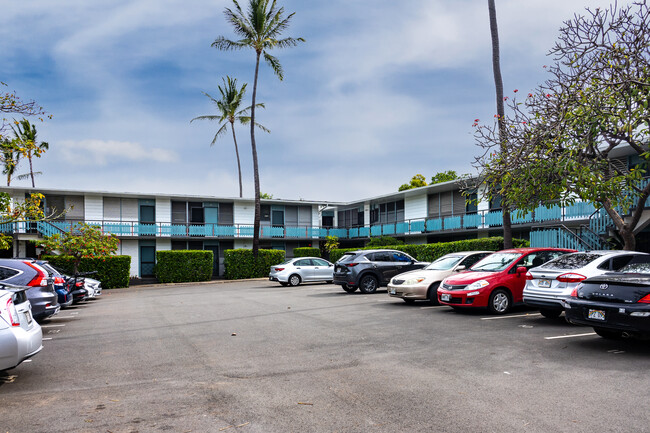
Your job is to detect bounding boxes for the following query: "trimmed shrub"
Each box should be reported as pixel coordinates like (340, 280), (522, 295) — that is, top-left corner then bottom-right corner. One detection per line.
(293, 247), (320, 258)
(155, 250), (213, 283)
(43, 255), (131, 289)
(328, 237), (529, 264)
(224, 249), (286, 279)
(366, 236), (404, 247)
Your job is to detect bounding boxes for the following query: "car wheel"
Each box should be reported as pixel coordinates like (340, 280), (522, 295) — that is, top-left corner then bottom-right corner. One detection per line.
(280, 282), (289, 287)
(488, 289), (511, 314)
(403, 298), (415, 303)
(594, 327), (624, 340)
(359, 275), (378, 294)
(288, 274), (301, 287)
(427, 282), (440, 306)
(539, 308), (562, 319)
(341, 284), (357, 293)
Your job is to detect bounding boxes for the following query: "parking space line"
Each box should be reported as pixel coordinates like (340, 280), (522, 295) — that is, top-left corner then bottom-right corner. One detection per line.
(420, 306), (447, 310)
(481, 313), (541, 320)
(41, 324), (66, 328)
(49, 316), (77, 320)
(544, 332), (596, 340)
(42, 338), (53, 341)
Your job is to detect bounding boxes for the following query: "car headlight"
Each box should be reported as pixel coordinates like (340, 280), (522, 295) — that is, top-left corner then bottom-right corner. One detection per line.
(404, 277), (425, 285)
(467, 280), (490, 290)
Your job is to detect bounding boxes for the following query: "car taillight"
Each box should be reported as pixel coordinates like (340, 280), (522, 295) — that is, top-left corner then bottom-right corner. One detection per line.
(638, 294), (650, 304)
(569, 288), (579, 298)
(0, 297), (20, 327)
(24, 261), (48, 286)
(54, 277), (64, 284)
(556, 273), (587, 283)
(75, 281), (84, 287)
(525, 271), (533, 280)
(274, 268), (285, 271)
(345, 263), (358, 267)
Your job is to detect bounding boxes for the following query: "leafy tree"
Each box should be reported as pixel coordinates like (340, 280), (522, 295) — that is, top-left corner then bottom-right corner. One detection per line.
(37, 223), (120, 274)
(11, 118), (49, 187)
(324, 235), (339, 252)
(260, 192), (273, 199)
(398, 174), (428, 191)
(191, 76), (268, 198)
(0, 138), (20, 186)
(366, 236), (404, 247)
(0, 82), (49, 142)
(430, 170), (457, 185)
(213, 0), (304, 257)
(476, 2), (650, 250)
(0, 192), (48, 249)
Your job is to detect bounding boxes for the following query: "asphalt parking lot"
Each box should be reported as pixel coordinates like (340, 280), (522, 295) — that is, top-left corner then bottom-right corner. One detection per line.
(1, 280), (650, 433)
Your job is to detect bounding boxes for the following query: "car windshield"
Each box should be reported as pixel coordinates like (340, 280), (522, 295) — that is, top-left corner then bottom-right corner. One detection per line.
(426, 256), (463, 271)
(470, 253), (521, 272)
(539, 253), (601, 270)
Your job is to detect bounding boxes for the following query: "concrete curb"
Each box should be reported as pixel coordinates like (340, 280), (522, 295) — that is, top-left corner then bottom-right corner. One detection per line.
(115, 278), (269, 290)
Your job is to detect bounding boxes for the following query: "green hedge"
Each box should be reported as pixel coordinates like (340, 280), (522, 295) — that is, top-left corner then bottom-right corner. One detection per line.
(42, 255), (131, 289)
(329, 237), (529, 263)
(293, 247), (320, 258)
(224, 249), (286, 279)
(155, 250), (213, 283)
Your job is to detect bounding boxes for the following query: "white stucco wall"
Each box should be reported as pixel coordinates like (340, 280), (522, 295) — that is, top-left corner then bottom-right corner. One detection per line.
(156, 198), (171, 223)
(234, 201), (254, 226)
(234, 239), (252, 249)
(405, 194), (428, 221)
(84, 195), (103, 221)
(120, 240), (139, 277)
(156, 238), (171, 251)
(121, 199), (138, 222)
(477, 185), (490, 212)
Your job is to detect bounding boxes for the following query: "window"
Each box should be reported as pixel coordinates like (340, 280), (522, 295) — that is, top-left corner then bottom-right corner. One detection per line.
(294, 259), (312, 266)
(0, 266), (19, 280)
(466, 192), (478, 214)
(313, 259), (330, 267)
(460, 253), (489, 268)
(391, 252), (412, 262)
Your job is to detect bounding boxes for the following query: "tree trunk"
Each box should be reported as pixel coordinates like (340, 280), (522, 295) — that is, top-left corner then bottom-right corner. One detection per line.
(29, 154), (35, 187)
(230, 121), (243, 198)
(250, 51), (262, 257)
(488, 0), (513, 249)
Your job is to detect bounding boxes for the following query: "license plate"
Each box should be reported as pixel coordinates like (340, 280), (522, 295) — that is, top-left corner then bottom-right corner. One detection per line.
(24, 310), (32, 325)
(441, 294), (451, 302)
(588, 309), (606, 321)
(538, 279), (551, 288)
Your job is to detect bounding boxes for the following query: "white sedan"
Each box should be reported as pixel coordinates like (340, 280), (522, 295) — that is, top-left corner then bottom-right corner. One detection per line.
(0, 285), (43, 371)
(269, 257), (334, 286)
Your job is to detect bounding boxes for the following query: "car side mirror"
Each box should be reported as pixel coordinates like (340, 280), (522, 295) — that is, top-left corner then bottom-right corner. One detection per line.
(455, 265), (466, 272)
(516, 266), (527, 275)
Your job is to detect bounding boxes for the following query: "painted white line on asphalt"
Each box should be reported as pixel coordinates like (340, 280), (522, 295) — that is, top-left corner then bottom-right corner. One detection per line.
(481, 313), (542, 320)
(42, 338), (53, 341)
(41, 324), (66, 328)
(544, 332), (596, 340)
(420, 306), (448, 310)
(49, 316), (77, 320)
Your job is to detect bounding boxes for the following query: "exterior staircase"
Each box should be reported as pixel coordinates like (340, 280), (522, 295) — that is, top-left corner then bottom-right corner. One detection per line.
(531, 208), (615, 251)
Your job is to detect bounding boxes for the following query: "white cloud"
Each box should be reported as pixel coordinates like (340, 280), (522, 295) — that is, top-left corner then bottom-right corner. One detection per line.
(58, 139), (177, 165)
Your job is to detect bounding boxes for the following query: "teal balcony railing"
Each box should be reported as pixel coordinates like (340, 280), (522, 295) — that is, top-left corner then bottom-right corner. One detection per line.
(3, 200), (605, 242)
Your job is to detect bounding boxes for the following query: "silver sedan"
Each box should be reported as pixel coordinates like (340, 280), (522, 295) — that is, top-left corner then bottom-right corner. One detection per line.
(0, 286), (43, 371)
(269, 257), (334, 286)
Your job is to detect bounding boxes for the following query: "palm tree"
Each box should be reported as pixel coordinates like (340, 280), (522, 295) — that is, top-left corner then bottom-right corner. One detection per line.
(0, 138), (21, 186)
(191, 76), (269, 198)
(488, 0), (513, 249)
(213, 0), (304, 256)
(11, 118), (49, 187)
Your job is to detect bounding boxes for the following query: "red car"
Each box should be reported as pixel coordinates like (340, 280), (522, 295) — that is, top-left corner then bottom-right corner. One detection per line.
(437, 248), (575, 314)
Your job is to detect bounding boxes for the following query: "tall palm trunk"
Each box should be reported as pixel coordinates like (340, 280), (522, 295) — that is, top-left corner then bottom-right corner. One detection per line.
(488, 0), (513, 249)
(230, 120), (244, 198)
(251, 51), (262, 257)
(28, 152), (35, 187)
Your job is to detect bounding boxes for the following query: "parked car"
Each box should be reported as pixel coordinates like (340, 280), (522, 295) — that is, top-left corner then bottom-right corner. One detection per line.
(84, 277), (102, 298)
(333, 249), (429, 294)
(269, 257), (334, 286)
(37, 261), (73, 309)
(387, 251), (492, 304)
(564, 255), (650, 339)
(0, 285), (43, 370)
(524, 250), (648, 318)
(0, 259), (60, 321)
(437, 248), (575, 314)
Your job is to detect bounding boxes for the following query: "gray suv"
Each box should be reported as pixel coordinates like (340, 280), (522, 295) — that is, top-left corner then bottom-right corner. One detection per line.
(333, 249), (429, 294)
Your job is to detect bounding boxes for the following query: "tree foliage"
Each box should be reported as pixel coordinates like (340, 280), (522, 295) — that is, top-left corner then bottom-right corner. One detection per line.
(0, 82), (49, 142)
(398, 171), (458, 191)
(398, 174), (428, 191)
(213, 0), (304, 257)
(37, 223), (120, 274)
(474, 2), (650, 250)
(0, 192), (47, 250)
(10, 118), (49, 187)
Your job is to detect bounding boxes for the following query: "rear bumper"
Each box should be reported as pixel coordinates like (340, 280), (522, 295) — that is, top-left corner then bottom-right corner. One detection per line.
(523, 295), (564, 311)
(0, 323), (43, 370)
(565, 300), (650, 334)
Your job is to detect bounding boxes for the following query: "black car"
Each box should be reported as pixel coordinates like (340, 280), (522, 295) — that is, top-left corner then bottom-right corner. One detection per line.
(0, 259), (60, 321)
(564, 256), (650, 339)
(332, 249), (429, 294)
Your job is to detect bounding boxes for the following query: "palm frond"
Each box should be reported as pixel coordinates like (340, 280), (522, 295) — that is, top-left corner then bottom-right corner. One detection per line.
(211, 123), (230, 146)
(212, 36), (247, 51)
(263, 52), (284, 80)
(190, 115), (222, 123)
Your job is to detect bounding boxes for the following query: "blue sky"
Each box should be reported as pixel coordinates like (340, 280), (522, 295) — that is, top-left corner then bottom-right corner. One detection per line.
(1, 0), (632, 202)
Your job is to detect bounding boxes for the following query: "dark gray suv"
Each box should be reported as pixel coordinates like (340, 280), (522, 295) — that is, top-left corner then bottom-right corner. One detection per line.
(333, 249), (429, 294)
